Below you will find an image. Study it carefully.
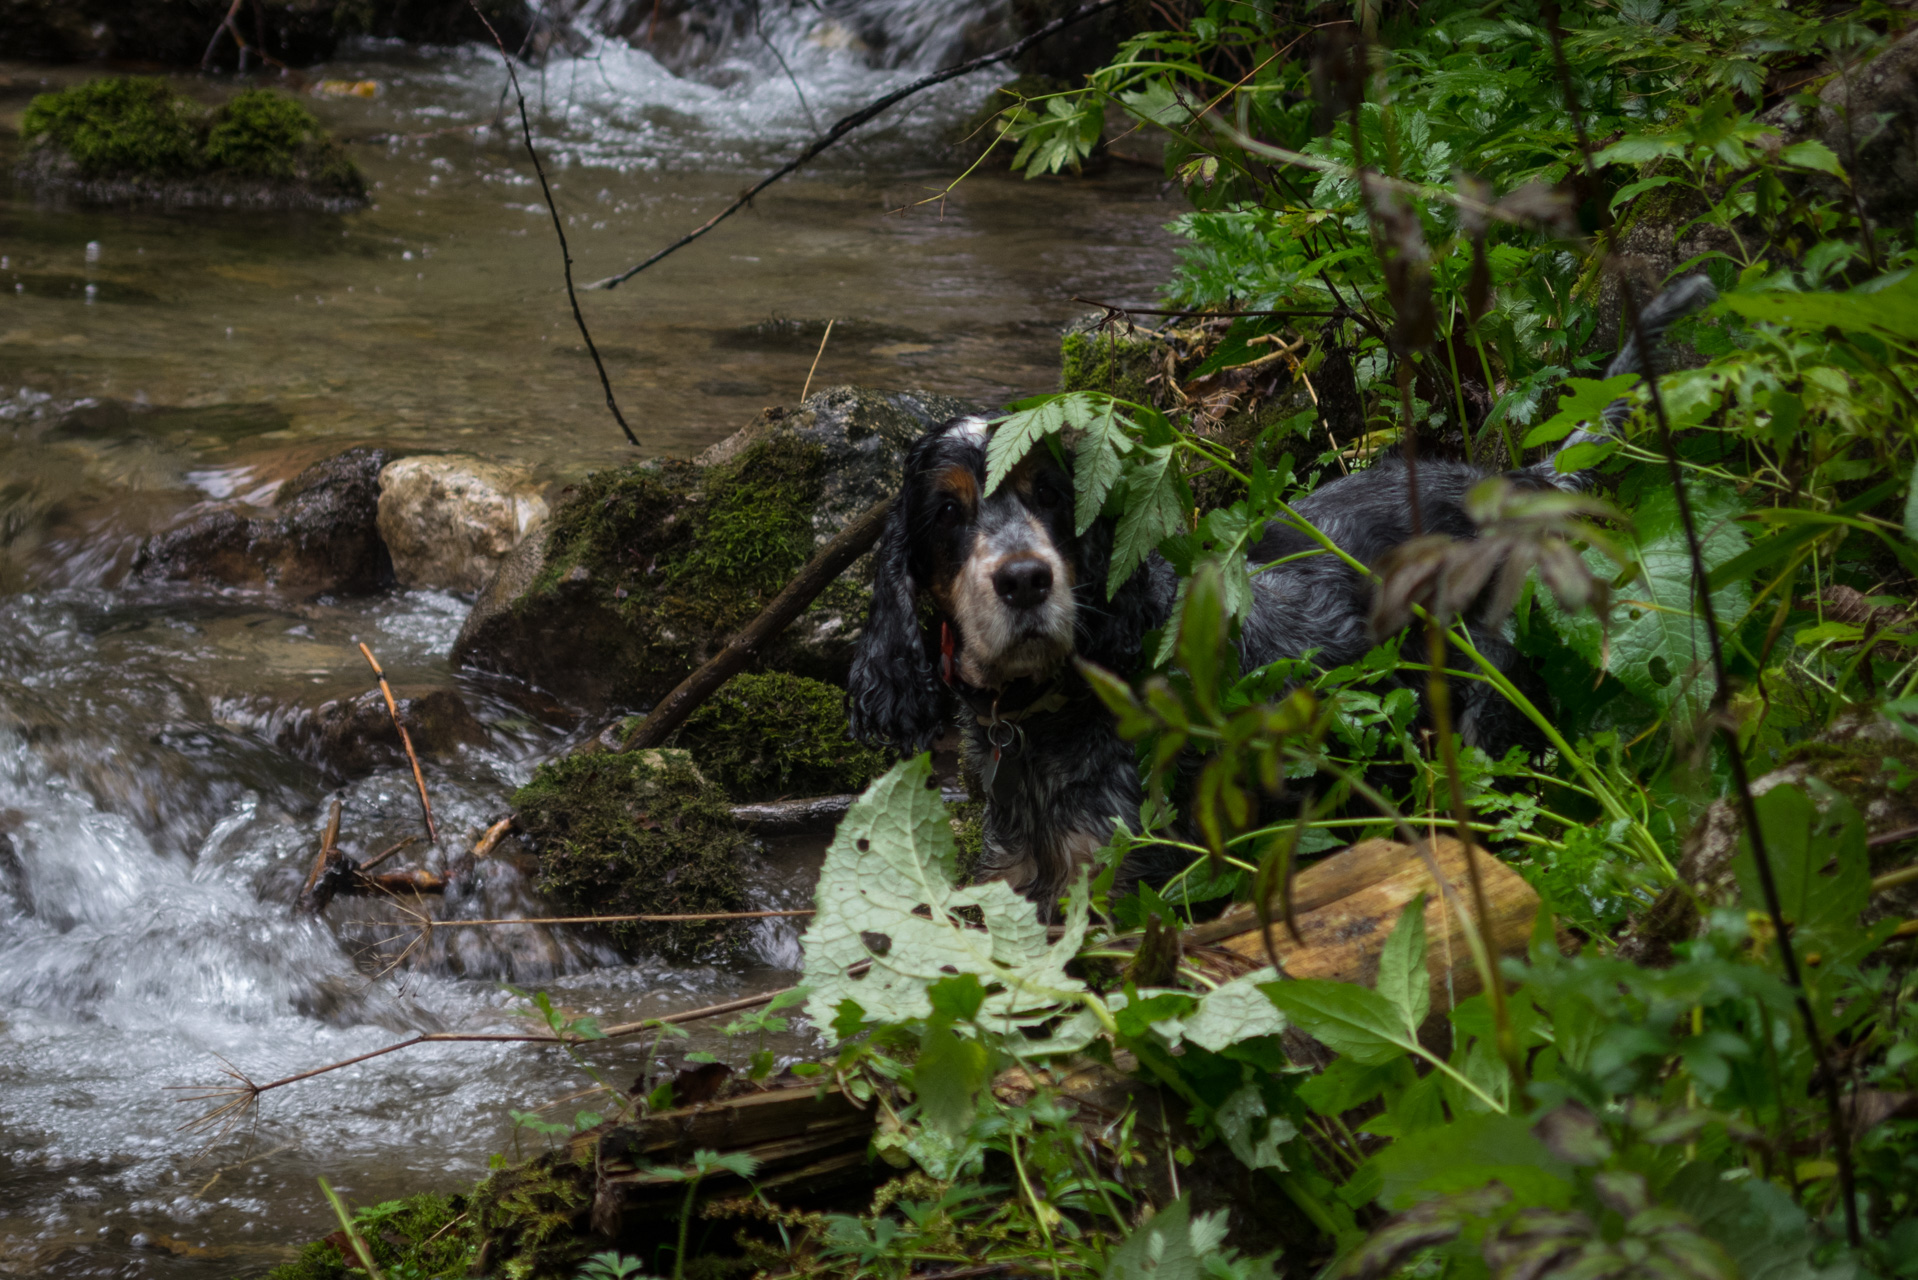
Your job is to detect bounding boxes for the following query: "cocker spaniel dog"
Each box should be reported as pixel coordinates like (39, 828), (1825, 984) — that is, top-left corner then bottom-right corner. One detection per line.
(848, 278), (1715, 909)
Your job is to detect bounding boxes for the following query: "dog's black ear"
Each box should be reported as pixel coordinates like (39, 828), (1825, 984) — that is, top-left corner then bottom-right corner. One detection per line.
(848, 489), (946, 752)
(1073, 517), (1172, 673)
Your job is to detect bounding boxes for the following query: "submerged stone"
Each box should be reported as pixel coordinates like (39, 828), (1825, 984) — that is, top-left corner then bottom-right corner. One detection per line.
(17, 78), (365, 210)
(454, 385), (972, 715)
(134, 446), (394, 594)
(671, 671), (892, 802)
(511, 748), (748, 962)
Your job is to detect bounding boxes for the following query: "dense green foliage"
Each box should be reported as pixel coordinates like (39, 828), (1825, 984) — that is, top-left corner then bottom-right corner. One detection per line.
(19, 77), (362, 194)
(671, 672), (892, 802)
(511, 750), (748, 961)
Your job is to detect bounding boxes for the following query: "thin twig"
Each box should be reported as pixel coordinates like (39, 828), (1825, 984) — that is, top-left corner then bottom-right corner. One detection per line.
(357, 643), (438, 844)
(374, 909), (814, 929)
(172, 976), (860, 1126)
(1071, 296), (1335, 321)
(467, 1), (640, 447)
(800, 319), (836, 403)
(585, 0), (1126, 291)
(357, 834), (420, 874)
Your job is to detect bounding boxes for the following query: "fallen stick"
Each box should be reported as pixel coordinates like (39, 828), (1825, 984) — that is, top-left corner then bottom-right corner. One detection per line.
(392, 909), (813, 929)
(358, 643), (439, 844)
(357, 834), (421, 874)
(620, 497), (892, 751)
(585, 0), (1126, 291)
(174, 973), (863, 1128)
(298, 799), (345, 909)
(731, 794), (859, 835)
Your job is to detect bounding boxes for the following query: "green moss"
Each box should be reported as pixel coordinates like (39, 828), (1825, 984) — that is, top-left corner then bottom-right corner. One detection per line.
(21, 77), (199, 178)
(519, 433), (829, 702)
(468, 1151), (597, 1280)
(19, 77), (362, 196)
(511, 749), (749, 960)
(672, 672), (892, 801)
(1061, 327), (1161, 404)
(205, 89), (362, 193)
(264, 1192), (472, 1280)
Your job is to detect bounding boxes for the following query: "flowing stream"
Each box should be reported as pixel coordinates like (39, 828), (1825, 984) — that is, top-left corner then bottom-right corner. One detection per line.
(0, 5), (1175, 1273)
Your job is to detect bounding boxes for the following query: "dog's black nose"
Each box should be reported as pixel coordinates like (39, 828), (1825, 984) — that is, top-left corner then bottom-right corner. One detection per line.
(993, 559), (1052, 609)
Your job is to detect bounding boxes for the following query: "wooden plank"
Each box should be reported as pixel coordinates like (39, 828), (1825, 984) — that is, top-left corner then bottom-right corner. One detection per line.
(1205, 837), (1542, 1006)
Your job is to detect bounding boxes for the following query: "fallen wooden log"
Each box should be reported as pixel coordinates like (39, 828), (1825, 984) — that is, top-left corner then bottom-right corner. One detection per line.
(1188, 836), (1548, 1006)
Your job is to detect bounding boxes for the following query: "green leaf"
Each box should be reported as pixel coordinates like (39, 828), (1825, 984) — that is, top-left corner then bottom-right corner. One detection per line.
(1707, 477), (1898, 590)
(800, 756), (1091, 1038)
(1375, 894), (1430, 1031)
(1664, 1162), (1861, 1280)
(1177, 562), (1226, 715)
(913, 1024), (992, 1137)
(1296, 1056), (1406, 1117)
(1372, 1113), (1573, 1210)
(1593, 134), (1685, 166)
(1779, 139), (1845, 177)
(1543, 480), (1750, 720)
(1103, 1196), (1230, 1280)
(1261, 980), (1415, 1066)
(1733, 783), (1869, 942)
(1216, 1084), (1296, 1172)
(985, 398), (1066, 495)
(1111, 446), (1187, 597)
(1718, 271), (1918, 345)
(1519, 374), (1639, 448)
(1075, 402), (1126, 535)
(1905, 458), (1918, 545)
(1162, 967), (1287, 1052)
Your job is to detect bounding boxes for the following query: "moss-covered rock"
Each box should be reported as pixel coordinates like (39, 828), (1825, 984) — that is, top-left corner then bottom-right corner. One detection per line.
(453, 386), (974, 715)
(17, 77), (364, 210)
(512, 748), (749, 961)
(264, 1192), (472, 1280)
(468, 1148), (598, 1280)
(671, 672), (892, 802)
(1060, 316), (1164, 405)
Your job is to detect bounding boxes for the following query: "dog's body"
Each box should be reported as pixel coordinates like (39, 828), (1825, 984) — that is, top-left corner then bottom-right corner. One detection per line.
(848, 279), (1715, 907)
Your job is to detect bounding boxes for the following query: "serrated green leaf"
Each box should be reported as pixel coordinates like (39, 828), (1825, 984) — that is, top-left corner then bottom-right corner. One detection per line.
(1542, 481), (1749, 720)
(1167, 967), (1287, 1052)
(1593, 134), (1685, 166)
(1104, 1196), (1230, 1280)
(1112, 446), (1186, 597)
(1216, 1084), (1296, 1172)
(1261, 979), (1416, 1066)
(1779, 139), (1845, 177)
(1664, 1163), (1860, 1280)
(1520, 374), (1640, 447)
(985, 398), (1064, 495)
(1075, 405), (1125, 535)
(1376, 894), (1430, 1031)
(801, 756), (1091, 1037)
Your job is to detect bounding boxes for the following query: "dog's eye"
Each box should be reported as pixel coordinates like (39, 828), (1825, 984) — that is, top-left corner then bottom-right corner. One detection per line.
(935, 498), (965, 527)
(1033, 478), (1066, 510)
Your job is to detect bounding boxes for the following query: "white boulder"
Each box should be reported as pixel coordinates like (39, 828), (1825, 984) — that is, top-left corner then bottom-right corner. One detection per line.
(376, 455), (549, 593)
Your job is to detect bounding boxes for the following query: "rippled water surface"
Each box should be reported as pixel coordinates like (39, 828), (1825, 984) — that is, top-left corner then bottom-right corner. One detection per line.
(0, 11), (1175, 1275)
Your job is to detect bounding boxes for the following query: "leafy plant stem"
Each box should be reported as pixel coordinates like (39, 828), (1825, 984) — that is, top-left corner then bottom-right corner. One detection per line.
(319, 1178), (384, 1280)
(1423, 619), (1521, 1087)
(1620, 276), (1862, 1247)
(674, 1169), (702, 1280)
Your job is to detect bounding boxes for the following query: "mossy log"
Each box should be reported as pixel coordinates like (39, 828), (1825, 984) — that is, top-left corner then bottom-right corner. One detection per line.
(1192, 837), (1548, 1007)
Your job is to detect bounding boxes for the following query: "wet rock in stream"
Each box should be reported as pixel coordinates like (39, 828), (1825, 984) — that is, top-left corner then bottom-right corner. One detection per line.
(377, 454), (551, 593)
(134, 445), (396, 594)
(304, 684), (489, 779)
(511, 747), (750, 962)
(454, 385), (973, 715)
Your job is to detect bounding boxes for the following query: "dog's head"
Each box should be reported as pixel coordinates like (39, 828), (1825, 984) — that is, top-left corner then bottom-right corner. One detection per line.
(848, 416), (1163, 750)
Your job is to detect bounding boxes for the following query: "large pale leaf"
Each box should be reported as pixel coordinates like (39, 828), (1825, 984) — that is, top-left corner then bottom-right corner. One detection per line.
(1262, 979), (1417, 1066)
(801, 756), (1090, 1037)
(1543, 481), (1749, 720)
